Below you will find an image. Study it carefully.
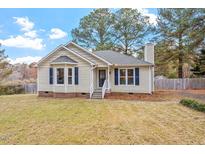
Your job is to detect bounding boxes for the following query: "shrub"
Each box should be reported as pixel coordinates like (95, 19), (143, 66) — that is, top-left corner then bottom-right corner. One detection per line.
(168, 72), (177, 78)
(179, 99), (205, 113)
(0, 85), (25, 95)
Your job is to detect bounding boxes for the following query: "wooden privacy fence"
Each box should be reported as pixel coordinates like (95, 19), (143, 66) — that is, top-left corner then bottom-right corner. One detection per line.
(23, 83), (37, 93)
(155, 78), (205, 90)
(21, 79), (205, 92)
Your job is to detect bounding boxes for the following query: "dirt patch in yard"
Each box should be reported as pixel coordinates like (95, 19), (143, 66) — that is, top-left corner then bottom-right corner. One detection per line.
(106, 91), (182, 102)
(106, 90), (205, 103)
(178, 90), (205, 103)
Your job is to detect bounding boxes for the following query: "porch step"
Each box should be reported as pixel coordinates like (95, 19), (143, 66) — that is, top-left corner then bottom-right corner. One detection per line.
(91, 89), (102, 99)
(94, 89), (102, 92)
(92, 96), (102, 99)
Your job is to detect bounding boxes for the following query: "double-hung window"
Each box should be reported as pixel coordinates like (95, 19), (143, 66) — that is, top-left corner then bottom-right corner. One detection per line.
(68, 68), (73, 85)
(120, 69), (126, 85)
(57, 68), (64, 84)
(119, 68), (134, 85)
(127, 69), (134, 85)
(49, 68), (53, 84)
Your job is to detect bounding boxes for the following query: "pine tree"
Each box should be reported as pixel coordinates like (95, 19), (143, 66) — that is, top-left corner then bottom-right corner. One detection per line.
(192, 49), (205, 77)
(156, 9), (205, 78)
(112, 8), (152, 55)
(0, 44), (12, 83)
(199, 49), (205, 75)
(71, 9), (114, 51)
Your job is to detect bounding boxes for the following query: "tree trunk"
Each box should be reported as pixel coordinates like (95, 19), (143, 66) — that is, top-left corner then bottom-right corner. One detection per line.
(178, 37), (183, 78)
(124, 39), (128, 54)
(178, 51), (183, 78)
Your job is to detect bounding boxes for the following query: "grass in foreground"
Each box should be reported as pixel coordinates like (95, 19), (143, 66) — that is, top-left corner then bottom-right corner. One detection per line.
(0, 94), (205, 144)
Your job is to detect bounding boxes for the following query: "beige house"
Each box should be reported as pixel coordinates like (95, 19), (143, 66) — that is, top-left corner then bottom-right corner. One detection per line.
(37, 42), (154, 99)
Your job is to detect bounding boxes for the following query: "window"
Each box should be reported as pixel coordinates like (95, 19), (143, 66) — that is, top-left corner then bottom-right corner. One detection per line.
(49, 68), (53, 84)
(120, 69), (126, 85)
(127, 69), (134, 85)
(57, 68), (64, 84)
(68, 68), (72, 85)
(119, 68), (135, 85)
(74, 67), (79, 85)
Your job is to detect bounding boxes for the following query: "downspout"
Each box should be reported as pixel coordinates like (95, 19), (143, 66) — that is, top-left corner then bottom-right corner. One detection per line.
(152, 65), (154, 93)
(149, 66), (152, 94)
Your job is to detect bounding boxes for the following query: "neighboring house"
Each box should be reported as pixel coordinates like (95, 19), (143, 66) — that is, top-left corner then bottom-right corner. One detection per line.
(5, 62), (37, 84)
(37, 42), (154, 99)
(28, 62), (37, 80)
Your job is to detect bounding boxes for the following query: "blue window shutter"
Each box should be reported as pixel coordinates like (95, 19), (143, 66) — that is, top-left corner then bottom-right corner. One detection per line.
(75, 67), (79, 85)
(135, 68), (139, 85)
(114, 68), (118, 85)
(49, 68), (53, 84)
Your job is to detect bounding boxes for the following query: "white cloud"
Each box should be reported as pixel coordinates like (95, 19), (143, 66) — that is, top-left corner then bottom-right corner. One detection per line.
(13, 17), (34, 32)
(0, 17), (45, 50)
(138, 9), (157, 25)
(8, 56), (42, 64)
(24, 30), (37, 38)
(39, 29), (46, 32)
(0, 35), (45, 50)
(49, 28), (67, 39)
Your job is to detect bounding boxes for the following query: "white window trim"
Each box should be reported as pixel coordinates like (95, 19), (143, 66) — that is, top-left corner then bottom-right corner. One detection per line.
(67, 67), (74, 86)
(56, 67), (65, 86)
(118, 68), (135, 86)
(54, 67), (74, 86)
(127, 68), (135, 85)
(119, 68), (126, 85)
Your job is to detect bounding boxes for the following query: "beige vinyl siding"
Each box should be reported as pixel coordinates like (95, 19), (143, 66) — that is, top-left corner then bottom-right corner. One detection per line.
(151, 67), (154, 92)
(65, 66), (90, 93)
(66, 44), (107, 67)
(38, 66), (53, 92)
(110, 66), (150, 93)
(38, 48), (91, 93)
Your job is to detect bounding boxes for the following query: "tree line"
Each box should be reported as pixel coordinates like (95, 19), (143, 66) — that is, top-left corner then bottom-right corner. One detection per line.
(0, 9), (205, 80)
(0, 43), (37, 84)
(72, 8), (205, 78)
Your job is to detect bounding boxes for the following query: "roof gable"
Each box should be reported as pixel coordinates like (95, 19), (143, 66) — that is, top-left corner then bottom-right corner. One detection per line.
(51, 56), (78, 64)
(38, 45), (94, 66)
(65, 42), (112, 66)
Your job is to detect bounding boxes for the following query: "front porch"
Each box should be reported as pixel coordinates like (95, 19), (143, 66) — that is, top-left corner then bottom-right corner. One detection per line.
(90, 66), (111, 99)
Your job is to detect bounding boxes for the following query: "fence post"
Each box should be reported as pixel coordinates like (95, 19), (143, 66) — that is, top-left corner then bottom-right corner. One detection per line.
(23, 83), (37, 94)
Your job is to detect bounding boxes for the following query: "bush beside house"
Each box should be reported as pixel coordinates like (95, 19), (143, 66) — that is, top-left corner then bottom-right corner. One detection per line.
(0, 84), (25, 95)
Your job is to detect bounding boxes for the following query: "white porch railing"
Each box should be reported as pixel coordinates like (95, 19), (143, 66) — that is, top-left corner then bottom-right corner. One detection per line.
(102, 79), (107, 99)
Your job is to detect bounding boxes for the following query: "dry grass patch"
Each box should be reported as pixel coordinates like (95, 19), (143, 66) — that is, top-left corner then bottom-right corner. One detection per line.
(0, 94), (205, 144)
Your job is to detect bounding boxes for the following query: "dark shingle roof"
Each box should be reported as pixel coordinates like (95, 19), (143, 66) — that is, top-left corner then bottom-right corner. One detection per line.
(93, 50), (152, 65)
(51, 56), (77, 64)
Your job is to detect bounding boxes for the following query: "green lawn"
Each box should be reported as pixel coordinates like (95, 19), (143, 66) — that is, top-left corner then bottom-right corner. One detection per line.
(0, 94), (205, 144)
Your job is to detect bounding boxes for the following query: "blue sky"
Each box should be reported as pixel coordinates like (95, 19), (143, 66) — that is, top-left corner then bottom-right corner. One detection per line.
(0, 8), (157, 64)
